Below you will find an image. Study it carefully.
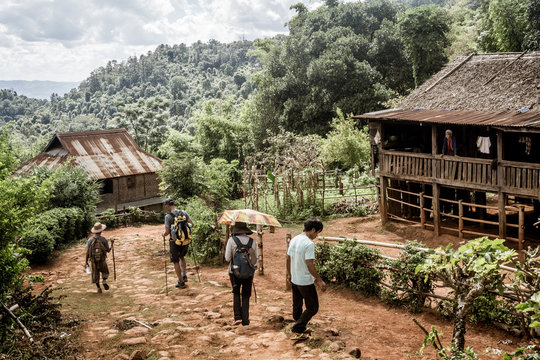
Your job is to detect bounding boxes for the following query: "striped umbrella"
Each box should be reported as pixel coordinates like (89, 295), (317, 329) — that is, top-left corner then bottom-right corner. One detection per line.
(218, 209), (282, 227)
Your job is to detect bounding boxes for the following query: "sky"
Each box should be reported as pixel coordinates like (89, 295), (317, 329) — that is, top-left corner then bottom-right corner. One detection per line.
(0, 0), (324, 82)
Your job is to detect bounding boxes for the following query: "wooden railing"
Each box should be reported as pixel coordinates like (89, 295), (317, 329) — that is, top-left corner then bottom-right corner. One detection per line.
(380, 151), (540, 196)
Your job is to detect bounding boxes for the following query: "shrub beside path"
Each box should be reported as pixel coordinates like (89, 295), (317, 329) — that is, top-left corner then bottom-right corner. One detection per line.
(30, 219), (520, 359)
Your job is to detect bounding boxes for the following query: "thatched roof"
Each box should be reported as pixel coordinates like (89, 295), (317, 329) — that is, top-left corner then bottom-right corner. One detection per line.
(399, 52), (540, 111)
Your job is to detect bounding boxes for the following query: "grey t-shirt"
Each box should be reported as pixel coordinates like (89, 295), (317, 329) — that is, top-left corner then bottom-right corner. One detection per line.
(164, 209), (191, 231)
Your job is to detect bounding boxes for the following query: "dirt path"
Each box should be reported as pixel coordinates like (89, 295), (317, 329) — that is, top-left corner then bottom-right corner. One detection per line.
(31, 216), (524, 360)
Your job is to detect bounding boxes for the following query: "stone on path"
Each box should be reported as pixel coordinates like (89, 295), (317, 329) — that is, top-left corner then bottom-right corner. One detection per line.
(346, 346), (361, 358)
(128, 350), (147, 360)
(329, 328), (340, 336)
(121, 337), (147, 345)
(204, 311), (222, 319)
(124, 326), (149, 337)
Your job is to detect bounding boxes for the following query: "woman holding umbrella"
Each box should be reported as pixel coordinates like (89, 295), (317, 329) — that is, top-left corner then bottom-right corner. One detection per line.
(224, 222), (258, 326)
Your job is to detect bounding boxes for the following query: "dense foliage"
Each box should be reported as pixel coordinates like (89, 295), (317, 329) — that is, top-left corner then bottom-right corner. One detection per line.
(315, 240), (382, 296)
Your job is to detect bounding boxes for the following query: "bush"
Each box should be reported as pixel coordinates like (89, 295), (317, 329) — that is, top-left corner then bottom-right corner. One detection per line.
(381, 241), (434, 313)
(315, 240), (382, 296)
(20, 229), (55, 264)
(0, 245), (31, 301)
(20, 207), (89, 263)
(33, 163), (100, 212)
(184, 197), (222, 264)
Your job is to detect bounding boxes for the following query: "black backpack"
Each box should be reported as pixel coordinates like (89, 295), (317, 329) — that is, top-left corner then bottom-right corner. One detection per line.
(232, 236), (255, 279)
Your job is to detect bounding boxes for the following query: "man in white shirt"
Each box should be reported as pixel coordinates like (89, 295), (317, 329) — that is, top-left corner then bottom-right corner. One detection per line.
(287, 217), (326, 335)
(224, 222), (258, 326)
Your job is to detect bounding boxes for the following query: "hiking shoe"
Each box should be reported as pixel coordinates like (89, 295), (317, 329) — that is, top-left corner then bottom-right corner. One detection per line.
(303, 327), (313, 335)
(290, 333), (309, 341)
(102, 282), (109, 291)
(183, 275), (188, 283)
(242, 320), (250, 326)
(231, 320), (242, 326)
(97, 287), (102, 294)
(175, 281), (186, 289)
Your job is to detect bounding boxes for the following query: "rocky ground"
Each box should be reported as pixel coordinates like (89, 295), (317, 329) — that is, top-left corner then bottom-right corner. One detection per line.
(30, 216), (525, 359)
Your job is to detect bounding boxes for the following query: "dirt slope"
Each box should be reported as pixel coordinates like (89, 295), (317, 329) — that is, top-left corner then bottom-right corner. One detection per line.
(30, 217), (525, 359)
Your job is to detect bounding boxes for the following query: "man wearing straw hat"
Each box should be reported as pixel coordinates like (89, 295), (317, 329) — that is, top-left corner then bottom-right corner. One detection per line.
(225, 222), (258, 326)
(85, 222), (114, 294)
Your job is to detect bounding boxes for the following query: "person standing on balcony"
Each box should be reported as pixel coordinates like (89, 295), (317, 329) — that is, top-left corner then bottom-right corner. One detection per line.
(442, 129), (457, 156)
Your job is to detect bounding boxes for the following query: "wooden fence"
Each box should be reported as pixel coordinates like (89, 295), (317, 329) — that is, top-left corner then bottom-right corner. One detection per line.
(284, 233), (532, 335)
(378, 185), (526, 259)
(243, 169), (377, 214)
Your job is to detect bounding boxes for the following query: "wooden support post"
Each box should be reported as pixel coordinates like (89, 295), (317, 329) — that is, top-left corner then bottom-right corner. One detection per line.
(432, 125), (438, 177)
(420, 192), (426, 229)
(285, 233), (292, 290)
(321, 172), (326, 215)
(339, 176), (344, 195)
(257, 225), (264, 275)
(497, 130), (506, 238)
(458, 200), (464, 239)
(498, 193), (507, 238)
(380, 176), (388, 225)
(519, 205), (525, 262)
(433, 183), (441, 236)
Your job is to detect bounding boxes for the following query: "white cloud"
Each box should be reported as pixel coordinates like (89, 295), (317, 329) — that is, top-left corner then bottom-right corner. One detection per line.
(0, 0), (342, 81)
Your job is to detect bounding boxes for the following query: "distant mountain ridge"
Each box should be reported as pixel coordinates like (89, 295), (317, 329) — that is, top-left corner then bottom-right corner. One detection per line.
(0, 80), (80, 100)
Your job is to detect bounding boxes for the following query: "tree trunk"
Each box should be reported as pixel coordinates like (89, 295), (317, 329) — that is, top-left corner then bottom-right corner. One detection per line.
(452, 299), (468, 353)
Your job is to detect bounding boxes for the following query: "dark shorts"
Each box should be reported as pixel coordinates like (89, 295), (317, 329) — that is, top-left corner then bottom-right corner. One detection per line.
(170, 241), (188, 263)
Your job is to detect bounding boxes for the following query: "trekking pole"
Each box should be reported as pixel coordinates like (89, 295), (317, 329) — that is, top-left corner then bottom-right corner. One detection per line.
(253, 281), (258, 304)
(162, 235), (168, 296)
(190, 238), (201, 282)
(112, 240), (117, 281)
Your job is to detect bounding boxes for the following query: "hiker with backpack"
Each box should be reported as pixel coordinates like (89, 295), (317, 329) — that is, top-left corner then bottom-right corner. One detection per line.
(287, 217), (326, 339)
(85, 222), (114, 294)
(163, 198), (194, 289)
(224, 222), (258, 326)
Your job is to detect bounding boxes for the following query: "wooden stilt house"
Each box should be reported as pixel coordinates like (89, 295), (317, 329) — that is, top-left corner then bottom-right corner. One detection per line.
(354, 52), (540, 249)
(16, 128), (164, 212)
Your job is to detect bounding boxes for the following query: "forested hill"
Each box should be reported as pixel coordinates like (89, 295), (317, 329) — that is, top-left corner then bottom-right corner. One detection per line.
(0, 40), (259, 141)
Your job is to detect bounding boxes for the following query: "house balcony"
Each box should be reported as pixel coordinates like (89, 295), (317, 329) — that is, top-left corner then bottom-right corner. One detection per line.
(379, 150), (540, 198)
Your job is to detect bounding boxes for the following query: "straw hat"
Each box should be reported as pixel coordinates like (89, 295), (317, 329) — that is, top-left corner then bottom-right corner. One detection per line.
(231, 222), (253, 235)
(91, 222), (107, 234)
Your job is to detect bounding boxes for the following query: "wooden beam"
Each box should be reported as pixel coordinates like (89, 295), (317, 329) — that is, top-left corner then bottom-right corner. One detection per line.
(498, 192), (507, 238)
(380, 176), (388, 225)
(433, 183), (441, 236)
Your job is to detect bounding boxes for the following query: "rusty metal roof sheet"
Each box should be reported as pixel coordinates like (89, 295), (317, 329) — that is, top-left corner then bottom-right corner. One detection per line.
(16, 129), (162, 180)
(354, 108), (540, 129)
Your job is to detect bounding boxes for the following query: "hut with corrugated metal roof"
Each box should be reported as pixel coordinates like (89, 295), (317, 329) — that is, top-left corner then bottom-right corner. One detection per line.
(355, 52), (540, 251)
(17, 128), (163, 212)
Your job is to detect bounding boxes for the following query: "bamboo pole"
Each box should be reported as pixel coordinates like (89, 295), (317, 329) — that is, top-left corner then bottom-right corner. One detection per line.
(519, 205), (525, 263)
(458, 200), (464, 239)
(2, 303), (33, 343)
(319, 236), (518, 273)
(257, 224), (264, 275)
(286, 233), (292, 290)
(420, 192), (426, 229)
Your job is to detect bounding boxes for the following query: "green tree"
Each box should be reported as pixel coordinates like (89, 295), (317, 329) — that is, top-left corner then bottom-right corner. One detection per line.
(415, 237), (515, 353)
(399, 5), (450, 87)
(320, 109), (371, 170)
(478, 0), (529, 52)
(112, 95), (170, 152)
(194, 99), (248, 163)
